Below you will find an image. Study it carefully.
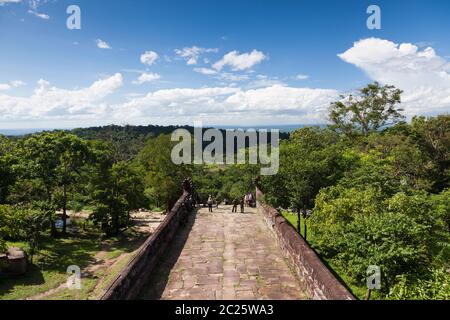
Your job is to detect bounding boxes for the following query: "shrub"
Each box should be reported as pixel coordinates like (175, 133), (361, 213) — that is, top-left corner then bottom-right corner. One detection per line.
(388, 268), (450, 300)
(310, 187), (448, 292)
(337, 211), (429, 288)
(0, 204), (53, 263)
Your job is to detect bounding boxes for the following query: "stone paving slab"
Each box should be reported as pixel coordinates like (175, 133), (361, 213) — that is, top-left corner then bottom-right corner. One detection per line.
(139, 205), (308, 300)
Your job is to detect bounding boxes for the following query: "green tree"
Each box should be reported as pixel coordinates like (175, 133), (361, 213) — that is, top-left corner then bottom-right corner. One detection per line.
(262, 128), (344, 225)
(90, 158), (145, 237)
(0, 136), (17, 204)
(409, 115), (450, 192)
(310, 186), (448, 291)
(138, 134), (191, 210)
(0, 203), (54, 263)
(54, 133), (91, 233)
(329, 82), (404, 136)
(15, 132), (92, 234)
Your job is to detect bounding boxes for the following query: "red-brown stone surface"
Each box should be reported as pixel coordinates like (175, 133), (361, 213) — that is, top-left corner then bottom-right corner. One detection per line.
(139, 205), (308, 300)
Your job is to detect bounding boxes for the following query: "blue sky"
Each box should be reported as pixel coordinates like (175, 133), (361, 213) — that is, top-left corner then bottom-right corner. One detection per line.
(0, 0), (449, 129)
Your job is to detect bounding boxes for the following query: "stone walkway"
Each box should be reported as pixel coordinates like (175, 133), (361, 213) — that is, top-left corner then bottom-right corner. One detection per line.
(139, 205), (308, 300)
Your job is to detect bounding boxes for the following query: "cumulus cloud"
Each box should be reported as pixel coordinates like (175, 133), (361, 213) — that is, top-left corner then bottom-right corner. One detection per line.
(339, 38), (450, 116)
(96, 39), (111, 49)
(0, 80), (26, 91)
(111, 85), (338, 123)
(0, 74), (123, 120)
(213, 50), (267, 71)
(0, 84), (11, 91)
(175, 46), (218, 65)
(140, 51), (159, 66)
(133, 72), (161, 84)
(0, 75), (340, 124)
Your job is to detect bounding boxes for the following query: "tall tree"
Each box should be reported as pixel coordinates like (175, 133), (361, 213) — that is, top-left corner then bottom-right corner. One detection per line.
(329, 82), (404, 136)
(18, 132), (91, 234)
(137, 134), (191, 210)
(90, 160), (144, 237)
(0, 136), (16, 204)
(55, 133), (91, 233)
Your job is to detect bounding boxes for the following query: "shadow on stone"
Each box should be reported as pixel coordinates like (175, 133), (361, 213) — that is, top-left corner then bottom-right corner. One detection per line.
(138, 209), (197, 300)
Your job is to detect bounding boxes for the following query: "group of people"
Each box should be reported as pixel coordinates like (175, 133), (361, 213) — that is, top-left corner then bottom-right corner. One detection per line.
(206, 193), (255, 214)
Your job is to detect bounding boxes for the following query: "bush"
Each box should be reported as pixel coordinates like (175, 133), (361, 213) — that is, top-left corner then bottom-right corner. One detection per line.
(0, 204), (53, 262)
(309, 186), (381, 256)
(337, 211), (429, 288)
(310, 187), (448, 292)
(388, 268), (450, 300)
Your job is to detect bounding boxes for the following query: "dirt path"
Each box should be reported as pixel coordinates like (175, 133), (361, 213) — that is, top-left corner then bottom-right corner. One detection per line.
(25, 210), (166, 300)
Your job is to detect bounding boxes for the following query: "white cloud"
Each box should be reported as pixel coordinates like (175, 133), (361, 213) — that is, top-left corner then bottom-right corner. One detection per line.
(28, 9), (49, 19)
(217, 73), (249, 82)
(112, 85), (338, 123)
(193, 68), (218, 75)
(0, 76), (340, 125)
(0, 84), (11, 91)
(339, 38), (450, 116)
(0, 80), (26, 91)
(246, 75), (284, 88)
(28, 0), (47, 9)
(0, 74), (123, 119)
(296, 74), (309, 80)
(140, 51), (159, 66)
(175, 46), (218, 65)
(0, 0), (22, 6)
(133, 72), (161, 84)
(96, 39), (111, 50)
(213, 50), (267, 71)
(224, 85), (337, 113)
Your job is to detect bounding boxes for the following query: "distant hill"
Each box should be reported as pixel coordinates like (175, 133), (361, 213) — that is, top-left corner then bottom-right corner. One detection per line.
(1, 124), (293, 161)
(68, 124), (290, 160)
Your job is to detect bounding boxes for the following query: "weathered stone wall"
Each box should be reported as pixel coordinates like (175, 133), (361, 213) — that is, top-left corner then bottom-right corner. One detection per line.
(256, 188), (355, 300)
(101, 187), (196, 300)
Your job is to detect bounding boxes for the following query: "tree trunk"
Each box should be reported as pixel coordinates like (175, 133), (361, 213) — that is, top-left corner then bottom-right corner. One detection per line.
(62, 184), (67, 234)
(365, 289), (372, 300)
(47, 187), (57, 238)
(296, 209), (301, 234)
(304, 217), (307, 241)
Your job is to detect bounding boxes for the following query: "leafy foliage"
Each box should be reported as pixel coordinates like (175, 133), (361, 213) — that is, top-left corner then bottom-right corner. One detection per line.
(329, 82), (404, 136)
(388, 268), (450, 300)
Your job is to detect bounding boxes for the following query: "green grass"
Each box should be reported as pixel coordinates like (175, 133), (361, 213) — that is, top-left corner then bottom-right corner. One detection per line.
(0, 225), (145, 300)
(281, 211), (309, 239)
(0, 231), (101, 300)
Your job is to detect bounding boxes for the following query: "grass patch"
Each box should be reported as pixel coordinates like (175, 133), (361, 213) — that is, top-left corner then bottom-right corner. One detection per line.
(281, 211), (310, 239)
(0, 223), (146, 300)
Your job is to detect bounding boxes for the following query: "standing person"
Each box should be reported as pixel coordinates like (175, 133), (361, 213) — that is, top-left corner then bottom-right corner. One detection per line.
(232, 198), (238, 213)
(248, 193), (254, 207)
(240, 197), (245, 213)
(207, 195), (213, 213)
